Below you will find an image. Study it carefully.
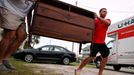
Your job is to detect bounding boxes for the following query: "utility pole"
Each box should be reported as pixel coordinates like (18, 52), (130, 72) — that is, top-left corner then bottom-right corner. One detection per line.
(75, 1), (78, 6)
(72, 42), (74, 52)
(49, 39), (51, 45)
(71, 1), (78, 52)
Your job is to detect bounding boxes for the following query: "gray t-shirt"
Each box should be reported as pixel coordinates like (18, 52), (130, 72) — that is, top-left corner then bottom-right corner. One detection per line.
(0, 0), (33, 18)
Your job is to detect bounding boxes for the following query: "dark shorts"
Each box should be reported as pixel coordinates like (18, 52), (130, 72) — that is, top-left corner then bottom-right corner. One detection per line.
(90, 43), (110, 58)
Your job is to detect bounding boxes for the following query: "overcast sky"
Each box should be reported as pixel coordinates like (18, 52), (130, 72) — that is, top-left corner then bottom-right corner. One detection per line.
(34, 0), (134, 55)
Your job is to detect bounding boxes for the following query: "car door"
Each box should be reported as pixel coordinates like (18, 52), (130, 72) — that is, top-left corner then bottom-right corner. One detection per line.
(51, 46), (66, 61)
(36, 46), (53, 60)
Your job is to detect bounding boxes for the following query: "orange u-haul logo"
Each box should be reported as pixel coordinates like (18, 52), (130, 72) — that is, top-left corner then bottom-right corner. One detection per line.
(108, 24), (134, 39)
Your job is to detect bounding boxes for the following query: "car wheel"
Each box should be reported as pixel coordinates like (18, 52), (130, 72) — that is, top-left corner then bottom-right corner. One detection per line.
(95, 59), (101, 68)
(62, 57), (70, 65)
(95, 56), (102, 68)
(24, 54), (33, 63)
(113, 65), (121, 71)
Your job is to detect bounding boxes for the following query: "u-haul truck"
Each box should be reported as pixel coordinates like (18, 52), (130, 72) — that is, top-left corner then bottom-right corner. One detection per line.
(95, 16), (134, 71)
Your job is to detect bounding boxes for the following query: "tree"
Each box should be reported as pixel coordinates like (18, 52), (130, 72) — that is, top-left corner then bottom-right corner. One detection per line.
(31, 35), (40, 47)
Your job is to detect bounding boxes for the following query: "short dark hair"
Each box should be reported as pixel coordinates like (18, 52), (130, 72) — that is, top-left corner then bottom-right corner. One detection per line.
(99, 8), (107, 13)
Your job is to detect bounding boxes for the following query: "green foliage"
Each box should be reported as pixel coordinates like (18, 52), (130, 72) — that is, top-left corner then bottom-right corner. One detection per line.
(31, 35), (40, 47)
(0, 58), (43, 75)
(23, 35), (40, 49)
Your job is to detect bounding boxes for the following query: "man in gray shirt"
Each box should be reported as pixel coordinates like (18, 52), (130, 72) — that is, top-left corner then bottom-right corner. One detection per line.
(0, 0), (37, 72)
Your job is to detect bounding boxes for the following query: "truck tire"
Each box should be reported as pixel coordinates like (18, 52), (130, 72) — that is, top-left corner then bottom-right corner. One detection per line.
(95, 56), (102, 68)
(113, 65), (121, 71)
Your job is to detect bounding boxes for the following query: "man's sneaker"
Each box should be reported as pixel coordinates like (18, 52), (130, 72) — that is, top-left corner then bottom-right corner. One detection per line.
(3, 60), (16, 70)
(0, 64), (11, 72)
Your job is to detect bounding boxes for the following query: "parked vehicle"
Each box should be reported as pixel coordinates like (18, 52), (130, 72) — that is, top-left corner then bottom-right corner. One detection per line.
(95, 16), (134, 71)
(14, 45), (76, 65)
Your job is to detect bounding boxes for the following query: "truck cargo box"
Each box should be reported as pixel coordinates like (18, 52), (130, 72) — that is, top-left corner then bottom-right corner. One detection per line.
(31, 0), (95, 43)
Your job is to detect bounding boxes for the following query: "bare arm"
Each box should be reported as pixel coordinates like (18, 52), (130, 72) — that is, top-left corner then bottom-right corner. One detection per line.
(98, 17), (111, 26)
(94, 13), (111, 26)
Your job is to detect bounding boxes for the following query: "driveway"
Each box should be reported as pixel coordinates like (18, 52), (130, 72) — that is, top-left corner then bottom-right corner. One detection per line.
(27, 63), (134, 75)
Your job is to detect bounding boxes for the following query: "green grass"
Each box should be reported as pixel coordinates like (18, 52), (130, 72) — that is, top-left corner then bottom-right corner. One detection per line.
(70, 62), (96, 68)
(0, 58), (43, 75)
(0, 58), (96, 75)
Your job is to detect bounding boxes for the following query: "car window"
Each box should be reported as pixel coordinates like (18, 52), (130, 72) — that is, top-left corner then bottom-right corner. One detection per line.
(60, 47), (67, 52)
(54, 47), (66, 52)
(49, 46), (54, 51)
(41, 46), (50, 51)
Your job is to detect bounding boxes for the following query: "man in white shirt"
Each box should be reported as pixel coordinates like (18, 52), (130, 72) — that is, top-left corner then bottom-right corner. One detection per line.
(0, 0), (37, 72)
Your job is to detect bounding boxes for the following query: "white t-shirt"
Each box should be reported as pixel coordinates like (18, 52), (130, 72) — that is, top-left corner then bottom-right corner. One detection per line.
(0, 0), (33, 18)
